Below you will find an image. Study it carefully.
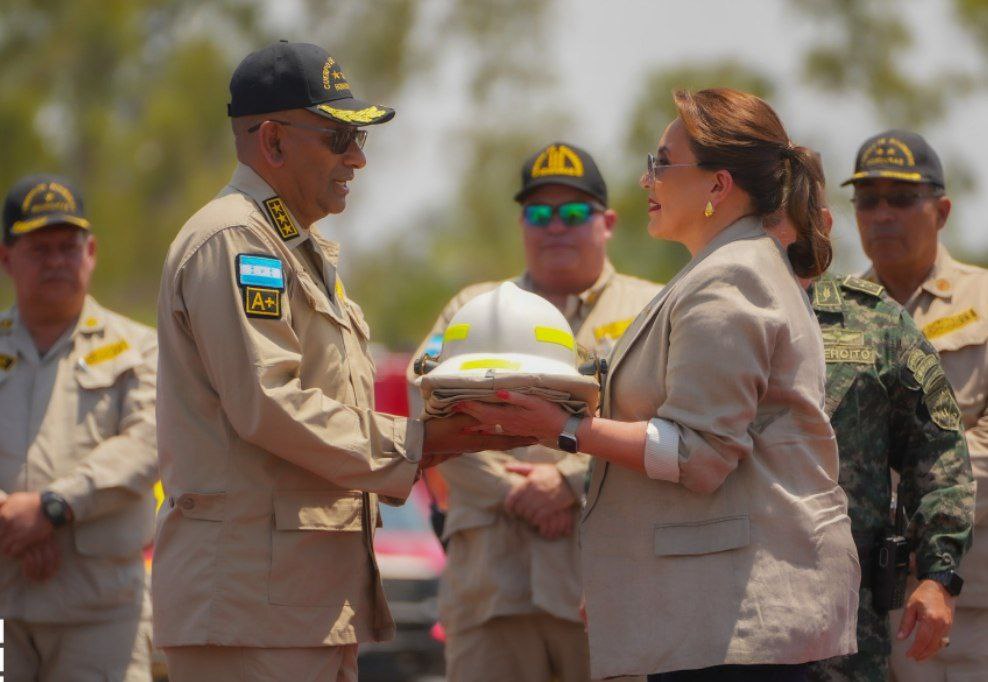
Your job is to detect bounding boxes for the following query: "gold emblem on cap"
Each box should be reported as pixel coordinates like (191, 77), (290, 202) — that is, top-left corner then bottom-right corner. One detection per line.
(322, 57), (336, 90)
(531, 145), (584, 178)
(21, 181), (78, 215)
(316, 104), (386, 124)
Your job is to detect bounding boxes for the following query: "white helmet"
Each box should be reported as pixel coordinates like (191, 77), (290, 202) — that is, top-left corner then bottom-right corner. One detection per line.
(417, 282), (600, 412)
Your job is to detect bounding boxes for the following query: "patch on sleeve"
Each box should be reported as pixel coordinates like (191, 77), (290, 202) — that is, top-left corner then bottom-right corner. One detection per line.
(262, 197), (300, 241)
(423, 333), (444, 357)
(922, 308), (979, 340)
(905, 347), (962, 430)
(237, 254), (285, 290)
(243, 286), (282, 319)
(842, 276), (884, 298)
(0, 353), (15, 370)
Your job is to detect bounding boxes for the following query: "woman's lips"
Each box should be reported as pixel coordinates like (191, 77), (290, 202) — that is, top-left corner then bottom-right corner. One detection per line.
(648, 199), (661, 213)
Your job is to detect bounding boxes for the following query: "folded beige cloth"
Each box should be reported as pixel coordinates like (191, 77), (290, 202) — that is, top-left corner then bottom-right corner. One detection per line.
(417, 372), (599, 419)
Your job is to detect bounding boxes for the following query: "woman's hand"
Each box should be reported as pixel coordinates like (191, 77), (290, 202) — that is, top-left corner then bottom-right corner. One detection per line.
(452, 390), (570, 442)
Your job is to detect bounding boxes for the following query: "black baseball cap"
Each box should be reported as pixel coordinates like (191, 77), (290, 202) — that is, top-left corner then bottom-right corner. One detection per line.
(514, 142), (608, 205)
(841, 129), (944, 188)
(228, 41), (394, 126)
(3, 174), (91, 243)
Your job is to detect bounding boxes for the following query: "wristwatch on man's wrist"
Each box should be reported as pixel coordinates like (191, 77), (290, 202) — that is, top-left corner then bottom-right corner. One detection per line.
(557, 415), (583, 454)
(921, 569), (964, 597)
(40, 491), (73, 528)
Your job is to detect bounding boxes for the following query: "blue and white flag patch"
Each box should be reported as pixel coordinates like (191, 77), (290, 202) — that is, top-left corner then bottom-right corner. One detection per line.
(237, 254), (284, 290)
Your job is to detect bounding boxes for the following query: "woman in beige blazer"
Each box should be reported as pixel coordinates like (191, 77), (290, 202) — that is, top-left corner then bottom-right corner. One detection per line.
(454, 89), (860, 681)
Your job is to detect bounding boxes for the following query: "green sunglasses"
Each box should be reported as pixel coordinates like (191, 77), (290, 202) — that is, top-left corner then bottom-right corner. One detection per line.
(523, 201), (603, 228)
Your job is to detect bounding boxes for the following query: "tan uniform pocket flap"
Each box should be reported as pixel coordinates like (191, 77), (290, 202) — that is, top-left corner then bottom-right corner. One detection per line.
(654, 514), (750, 556)
(75, 341), (142, 389)
(273, 490), (363, 531)
(176, 491), (227, 521)
(925, 313), (988, 353)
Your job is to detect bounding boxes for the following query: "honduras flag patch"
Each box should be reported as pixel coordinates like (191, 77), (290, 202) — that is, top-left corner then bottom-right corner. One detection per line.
(237, 254), (285, 290)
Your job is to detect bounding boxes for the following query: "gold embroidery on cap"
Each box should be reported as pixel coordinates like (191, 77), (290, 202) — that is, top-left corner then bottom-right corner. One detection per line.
(316, 104), (385, 124)
(860, 136), (916, 170)
(21, 182), (78, 215)
(84, 340), (130, 366)
(531, 145), (584, 178)
(922, 308), (979, 340)
(263, 197), (299, 241)
(322, 57), (336, 90)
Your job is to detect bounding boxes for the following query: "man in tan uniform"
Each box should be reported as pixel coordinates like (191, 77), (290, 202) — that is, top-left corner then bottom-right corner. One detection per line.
(0, 174), (158, 681)
(845, 130), (988, 681)
(153, 42), (528, 681)
(407, 142), (661, 682)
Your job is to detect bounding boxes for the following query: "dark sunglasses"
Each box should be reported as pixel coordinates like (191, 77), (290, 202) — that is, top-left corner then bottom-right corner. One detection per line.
(523, 202), (603, 228)
(246, 119), (367, 154)
(851, 189), (942, 211)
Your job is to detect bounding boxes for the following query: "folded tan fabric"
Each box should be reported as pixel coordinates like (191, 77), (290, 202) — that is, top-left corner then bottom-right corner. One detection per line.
(417, 372), (599, 419)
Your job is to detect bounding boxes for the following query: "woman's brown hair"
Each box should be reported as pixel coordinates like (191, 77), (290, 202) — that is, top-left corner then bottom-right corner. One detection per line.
(673, 88), (832, 277)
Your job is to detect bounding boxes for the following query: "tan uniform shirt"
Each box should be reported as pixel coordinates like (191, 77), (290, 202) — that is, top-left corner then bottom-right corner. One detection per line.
(153, 163), (422, 649)
(0, 296), (157, 623)
(407, 262), (661, 633)
(866, 244), (988, 607)
(582, 218), (858, 677)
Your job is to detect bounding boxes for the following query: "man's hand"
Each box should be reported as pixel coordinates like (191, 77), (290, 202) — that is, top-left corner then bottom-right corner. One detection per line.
(0, 492), (53, 557)
(897, 579), (955, 661)
(423, 414), (537, 458)
(533, 507), (574, 540)
(503, 462), (576, 527)
(21, 537), (60, 582)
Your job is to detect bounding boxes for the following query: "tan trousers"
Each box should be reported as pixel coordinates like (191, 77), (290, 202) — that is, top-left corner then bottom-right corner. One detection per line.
(445, 612), (591, 682)
(889, 606), (988, 682)
(5, 612), (152, 682)
(163, 644), (358, 682)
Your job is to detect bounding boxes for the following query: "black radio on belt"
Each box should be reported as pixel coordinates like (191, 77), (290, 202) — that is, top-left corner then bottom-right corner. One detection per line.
(872, 494), (909, 613)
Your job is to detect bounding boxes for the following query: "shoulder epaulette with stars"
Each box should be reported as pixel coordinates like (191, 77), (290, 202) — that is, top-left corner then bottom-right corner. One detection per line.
(841, 276), (884, 298)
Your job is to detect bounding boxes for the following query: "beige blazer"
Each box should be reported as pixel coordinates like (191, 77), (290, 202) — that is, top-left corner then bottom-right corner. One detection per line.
(0, 297), (157, 623)
(153, 164), (421, 649)
(866, 245), (988, 608)
(581, 217), (859, 678)
(406, 265), (660, 633)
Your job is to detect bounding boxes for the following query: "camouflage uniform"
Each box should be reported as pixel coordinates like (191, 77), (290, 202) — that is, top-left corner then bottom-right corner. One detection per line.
(805, 274), (975, 682)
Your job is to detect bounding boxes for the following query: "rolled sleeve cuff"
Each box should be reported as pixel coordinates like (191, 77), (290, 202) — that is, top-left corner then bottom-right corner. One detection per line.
(644, 417), (680, 482)
(46, 475), (93, 521)
(403, 418), (424, 463)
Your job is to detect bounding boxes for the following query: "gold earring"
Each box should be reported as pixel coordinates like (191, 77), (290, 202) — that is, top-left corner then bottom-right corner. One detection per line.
(704, 201), (714, 218)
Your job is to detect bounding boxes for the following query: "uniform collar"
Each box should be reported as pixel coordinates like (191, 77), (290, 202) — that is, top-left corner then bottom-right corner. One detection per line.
(0, 296), (102, 363)
(517, 259), (616, 321)
(228, 162), (310, 251)
(862, 242), (955, 302)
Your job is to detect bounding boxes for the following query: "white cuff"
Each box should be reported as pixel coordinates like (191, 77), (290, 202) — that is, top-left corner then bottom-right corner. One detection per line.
(643, 418), (680, 482)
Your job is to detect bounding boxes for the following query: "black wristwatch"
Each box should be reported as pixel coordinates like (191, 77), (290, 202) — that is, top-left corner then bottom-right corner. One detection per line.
(557, 415), (583, 454)
(40, 491), (73, 528)
(921, 570), (964, 597)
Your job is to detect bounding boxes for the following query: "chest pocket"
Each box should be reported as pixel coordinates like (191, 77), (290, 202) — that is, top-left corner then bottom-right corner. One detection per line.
(924, 311), (988, 353)
(74, 340), (142, 443)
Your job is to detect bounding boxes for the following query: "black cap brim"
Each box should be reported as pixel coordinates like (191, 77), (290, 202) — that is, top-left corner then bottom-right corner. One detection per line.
(513, 177), (607, 205)
(308, 97), (395, 126)
(840, 169), (933, 187)
(9, 213), (91, 237)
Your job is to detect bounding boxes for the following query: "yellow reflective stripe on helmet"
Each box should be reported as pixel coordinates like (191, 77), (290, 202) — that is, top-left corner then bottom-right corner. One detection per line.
(534, 326), (575, 350)
(444, 323), (470, 343)
(459, 358), (522, 371)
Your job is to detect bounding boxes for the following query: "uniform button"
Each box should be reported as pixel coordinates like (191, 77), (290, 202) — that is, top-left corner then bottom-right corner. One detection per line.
(168, 497), (175, 508)
(181, 497), (196, 510)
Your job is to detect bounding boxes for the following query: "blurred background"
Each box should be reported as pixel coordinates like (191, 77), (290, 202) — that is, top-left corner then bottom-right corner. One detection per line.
(4, 0), (988, 348)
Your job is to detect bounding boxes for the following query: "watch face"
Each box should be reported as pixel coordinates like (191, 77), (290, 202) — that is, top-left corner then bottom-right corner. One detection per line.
(558, 434), (578, 453)
(45, 500), (62, 516)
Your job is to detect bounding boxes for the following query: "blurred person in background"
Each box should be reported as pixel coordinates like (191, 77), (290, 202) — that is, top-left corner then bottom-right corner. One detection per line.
(843, 130), (988, 682)
(764, 152), (975, 682)
(0, 174), (158, 681)
(152, 41), (530, 682)
(406, 141), (660, 682)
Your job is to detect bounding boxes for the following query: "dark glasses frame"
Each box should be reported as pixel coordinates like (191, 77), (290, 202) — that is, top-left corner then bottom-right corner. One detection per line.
(246, 119), (367, 154)
(851, 189), (944, 211)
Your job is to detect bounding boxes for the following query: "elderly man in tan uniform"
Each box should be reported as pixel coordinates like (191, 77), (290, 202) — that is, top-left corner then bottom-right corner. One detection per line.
(153, 42), (528, 682)
(407, 142), (661, 682)
(844, 130), (988, 682)
(0, 174), (158, 681)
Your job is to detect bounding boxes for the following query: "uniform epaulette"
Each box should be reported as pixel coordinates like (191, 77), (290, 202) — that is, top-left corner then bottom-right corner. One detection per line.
(842, 276), (884, 298)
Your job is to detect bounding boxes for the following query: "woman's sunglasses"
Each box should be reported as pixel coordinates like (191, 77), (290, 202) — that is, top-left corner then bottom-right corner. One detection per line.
(523, 201), (603, 228)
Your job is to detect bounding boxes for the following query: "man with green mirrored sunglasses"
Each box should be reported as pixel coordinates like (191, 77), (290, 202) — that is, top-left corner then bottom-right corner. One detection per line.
(406, 141), (662, 682)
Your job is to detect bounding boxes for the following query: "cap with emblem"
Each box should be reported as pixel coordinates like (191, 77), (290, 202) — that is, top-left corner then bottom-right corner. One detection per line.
(514, 141), (608, 205)
(228, 40), (394, 126)
(841, 129), (944, 188)
(3, 174), (91, 243)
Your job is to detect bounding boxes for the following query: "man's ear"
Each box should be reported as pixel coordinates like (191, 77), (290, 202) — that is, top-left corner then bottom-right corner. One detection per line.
(602, 209), (617, 239)
(259, 121), (285, 167)
(934, 196), (951, 232)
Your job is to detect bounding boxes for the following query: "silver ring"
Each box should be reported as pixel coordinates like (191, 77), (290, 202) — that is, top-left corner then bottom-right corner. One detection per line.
(941, 636), (950, 647)
(493, 424), (504, 435)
